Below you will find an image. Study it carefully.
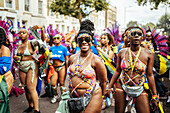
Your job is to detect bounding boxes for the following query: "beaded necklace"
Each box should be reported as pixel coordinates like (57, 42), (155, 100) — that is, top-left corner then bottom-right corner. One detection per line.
(74, 52), (91, 76)
(129, 47), (141, 75)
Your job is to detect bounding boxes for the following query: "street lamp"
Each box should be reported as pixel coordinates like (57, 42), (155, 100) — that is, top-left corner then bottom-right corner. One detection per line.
(124, 6), (132, 29)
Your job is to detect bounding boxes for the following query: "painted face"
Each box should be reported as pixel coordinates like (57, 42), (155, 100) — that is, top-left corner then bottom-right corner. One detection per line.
(18, 29), (28, 40)
(129, 28), (143, 45)
(100, 35), (109, 45)
(77, 33), (91, 52)
(146, 32), (152, 41)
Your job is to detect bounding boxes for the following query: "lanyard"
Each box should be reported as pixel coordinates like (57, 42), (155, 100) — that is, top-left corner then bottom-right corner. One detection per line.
(129, 47), (141, 73)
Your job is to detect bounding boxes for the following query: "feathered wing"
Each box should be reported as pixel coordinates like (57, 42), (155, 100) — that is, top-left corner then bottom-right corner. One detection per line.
(152, 28), (169, 58)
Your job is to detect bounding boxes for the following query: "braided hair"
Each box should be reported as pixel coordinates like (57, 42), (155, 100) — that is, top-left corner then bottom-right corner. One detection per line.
(0, 27), (7, 48)
(76, 19), (95, 43)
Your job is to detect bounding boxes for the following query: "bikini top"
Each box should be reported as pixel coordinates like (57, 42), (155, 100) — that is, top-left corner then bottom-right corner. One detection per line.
(67, 52), (96, 86)
(120, 48), (147, 86)
(16, 41), (31, 56)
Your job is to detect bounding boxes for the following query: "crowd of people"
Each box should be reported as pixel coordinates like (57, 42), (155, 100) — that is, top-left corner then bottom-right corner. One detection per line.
(0, 19), (170, 113)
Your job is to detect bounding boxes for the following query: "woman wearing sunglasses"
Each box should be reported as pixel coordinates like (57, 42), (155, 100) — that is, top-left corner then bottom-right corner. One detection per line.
(14, 25), (45, 113)
(108, 27), (159, 113)
(67, 19), (107, 113)
(49, 34), (69, 104)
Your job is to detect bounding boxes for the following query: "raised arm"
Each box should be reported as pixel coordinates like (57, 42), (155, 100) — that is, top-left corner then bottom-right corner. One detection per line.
(32, 25), (45, 41)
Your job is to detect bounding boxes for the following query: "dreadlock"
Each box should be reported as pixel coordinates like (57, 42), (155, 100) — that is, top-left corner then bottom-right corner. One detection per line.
(76, 19), (95, 43)
(0, 27), (7, 48)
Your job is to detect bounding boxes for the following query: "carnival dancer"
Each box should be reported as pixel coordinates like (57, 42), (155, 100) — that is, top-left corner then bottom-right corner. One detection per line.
(65, 19), (107, 113)
(49, 34), (69, 103)
(0, 27), (13, 113)
(14, 26), (45, 113)
(108, 27), (159, 113)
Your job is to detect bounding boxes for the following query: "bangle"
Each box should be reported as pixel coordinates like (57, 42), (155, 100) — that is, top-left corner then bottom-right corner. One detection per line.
(102, 95), (105, 98)
(41, 27), (44, 31)
(152, 95), (159, 99)
(152, 95), (159, 103)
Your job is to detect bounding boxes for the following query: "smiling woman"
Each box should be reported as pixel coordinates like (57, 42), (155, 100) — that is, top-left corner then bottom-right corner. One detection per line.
(66, 19), (107, 113)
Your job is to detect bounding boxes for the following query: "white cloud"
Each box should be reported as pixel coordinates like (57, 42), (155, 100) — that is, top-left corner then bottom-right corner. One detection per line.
(110, 0), (170, 29)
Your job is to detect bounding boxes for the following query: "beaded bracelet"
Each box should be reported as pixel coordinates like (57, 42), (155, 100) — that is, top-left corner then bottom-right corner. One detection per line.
(152, 95), (159, 103)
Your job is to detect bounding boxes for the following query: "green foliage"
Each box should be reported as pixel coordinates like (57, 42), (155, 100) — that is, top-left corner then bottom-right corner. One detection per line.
(142, 22), (156, 29)
(157, 13), (170, 36)
(136, 0), (170, 9)
(50, 0), (108, 23)
(127, 21), (139, 28)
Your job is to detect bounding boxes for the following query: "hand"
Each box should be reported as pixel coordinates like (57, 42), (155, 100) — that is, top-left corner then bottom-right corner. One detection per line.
(32, 25), (43, 30)
(150, 99), (159, 112)
(14, 55), (22, 63)
(96, 47), (102, 52)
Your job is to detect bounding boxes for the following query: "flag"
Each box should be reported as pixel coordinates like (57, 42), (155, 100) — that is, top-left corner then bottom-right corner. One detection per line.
(154, 53), (170, 78)
(98, 51), (116, 75)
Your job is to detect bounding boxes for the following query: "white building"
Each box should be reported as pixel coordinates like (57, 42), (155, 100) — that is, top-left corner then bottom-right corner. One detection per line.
(0, 0), (80, 33)
(0, 0), (116, 35)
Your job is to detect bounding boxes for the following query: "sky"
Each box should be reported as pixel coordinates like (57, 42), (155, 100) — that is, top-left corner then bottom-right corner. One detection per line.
(110, 0), (170, 29)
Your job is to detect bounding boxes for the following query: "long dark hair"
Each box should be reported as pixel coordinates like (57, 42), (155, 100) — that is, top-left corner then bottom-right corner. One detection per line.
(101, 33), (115, 46)
(75, 19), (95, 43)
(0, 27), (7, 48)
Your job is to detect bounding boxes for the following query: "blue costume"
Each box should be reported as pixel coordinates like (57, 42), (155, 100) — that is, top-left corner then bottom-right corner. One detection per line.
(0, 57), (11, 75)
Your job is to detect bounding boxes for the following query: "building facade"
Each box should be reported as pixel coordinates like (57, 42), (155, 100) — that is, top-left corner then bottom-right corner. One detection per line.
(105, 4), (117, 28)
(0, 0), (117, 35)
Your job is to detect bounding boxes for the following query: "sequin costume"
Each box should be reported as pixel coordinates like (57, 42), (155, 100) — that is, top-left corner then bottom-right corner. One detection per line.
(67, 52), (97, 97)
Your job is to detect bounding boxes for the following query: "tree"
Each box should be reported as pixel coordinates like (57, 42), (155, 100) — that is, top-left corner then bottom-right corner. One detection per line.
(136, 0), (170, 9)
(127, 21), (139, 28)
(157, 13), (170, 36)
(50, 0), (108, 23)
(141, 22), (156, 29)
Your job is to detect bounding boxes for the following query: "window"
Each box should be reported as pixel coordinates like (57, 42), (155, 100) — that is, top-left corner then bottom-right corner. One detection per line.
(6, 0), (12, 8)
(25, 0), (29, 11)
(38, 0), (42, 14)
(67, 26), (69, 33)
(56, 24), (59, 30)
(62, 25), (65, 33)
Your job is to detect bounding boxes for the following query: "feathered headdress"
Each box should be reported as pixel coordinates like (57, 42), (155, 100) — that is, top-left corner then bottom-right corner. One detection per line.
(146, 27), (169, 58)
(106, 21), (121, 45)
(153, 30), (169, 58)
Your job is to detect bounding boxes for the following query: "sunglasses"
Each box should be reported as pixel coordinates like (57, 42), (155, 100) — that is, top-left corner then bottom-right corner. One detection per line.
(18, 32), (26, 35)
(130, 31), (143, 37)
(78, 37), (91, 43)
(146, 34), (152, 37)
(53, 37), (61, 40)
